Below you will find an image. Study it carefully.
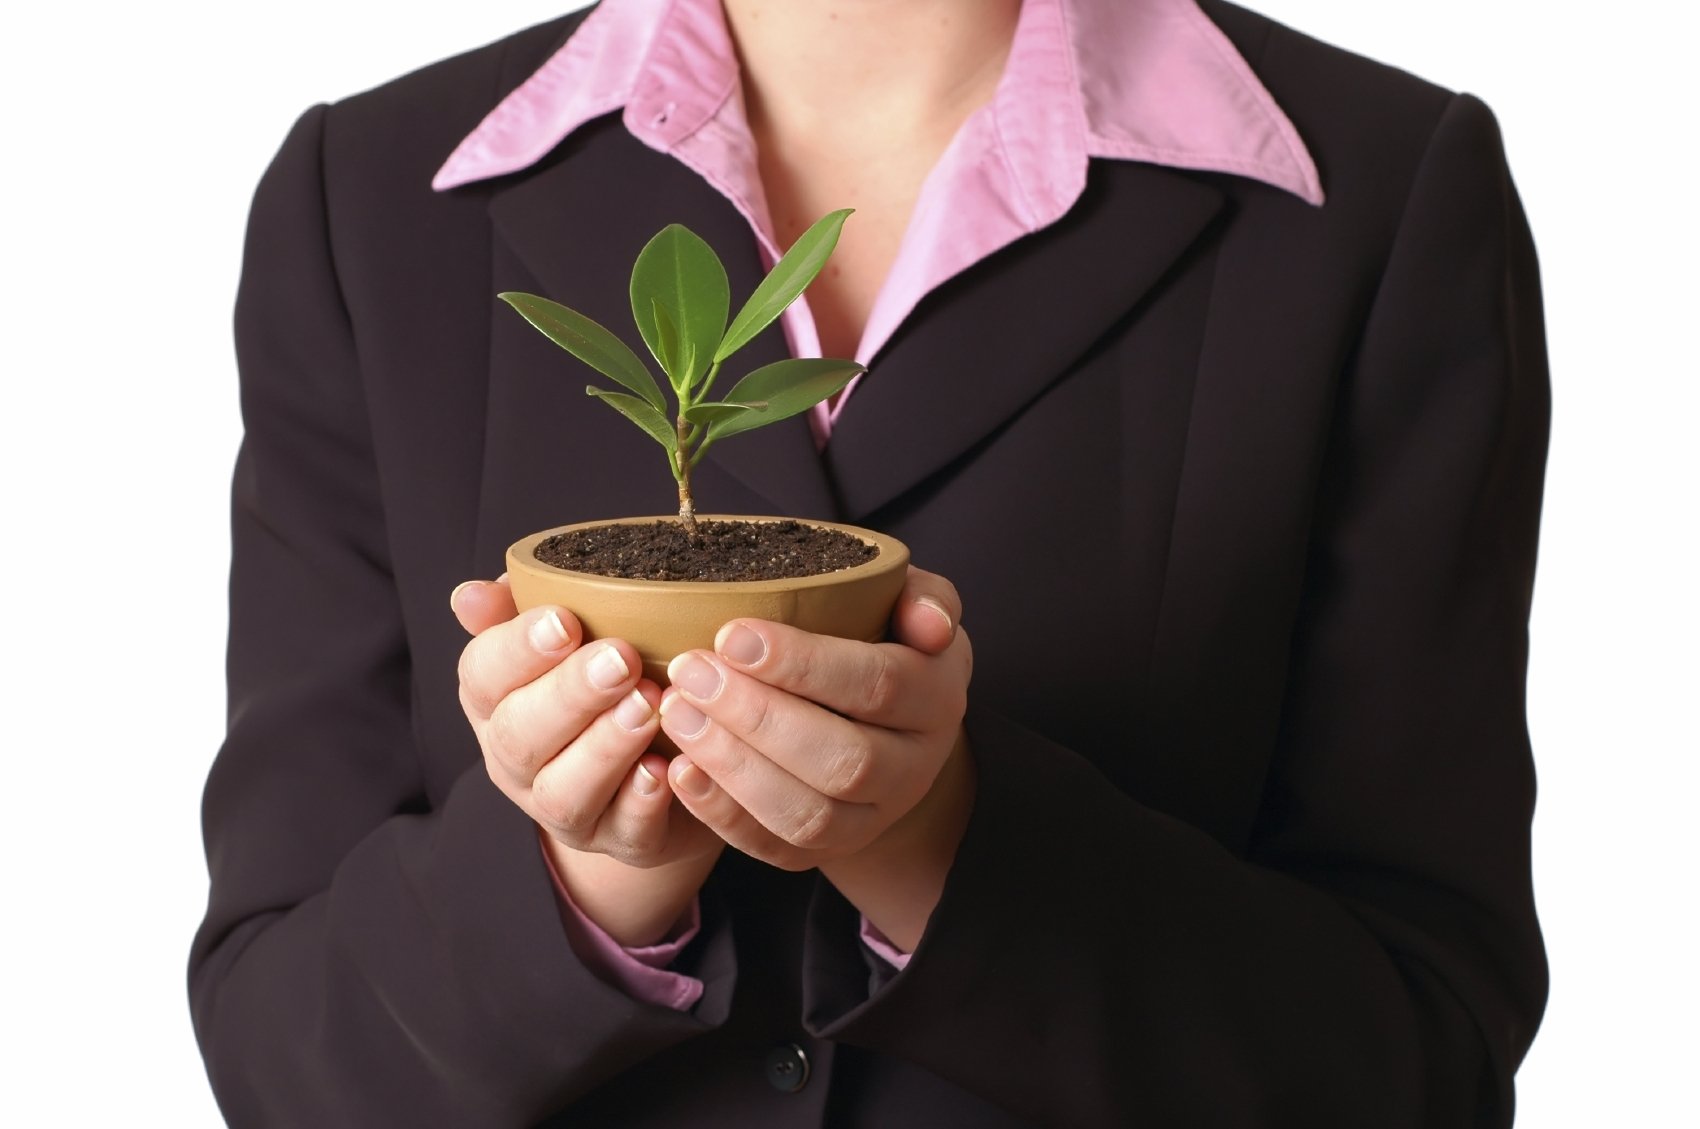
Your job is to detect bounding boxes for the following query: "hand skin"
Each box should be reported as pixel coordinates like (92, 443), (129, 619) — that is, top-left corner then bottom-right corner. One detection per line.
(451, 576), (723, 947)
(658, 566), (976, 954)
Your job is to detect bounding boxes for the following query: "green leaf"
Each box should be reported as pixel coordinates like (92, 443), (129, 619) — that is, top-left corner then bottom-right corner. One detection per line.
(650, 298), (682, 389)
(706, 358), (864, 443)
(715, 209), (853, 363)
(498, 292), (665, 412)
(630, 224), (728, 391)
(585, 386), (678, 455)
(682, 401), (768, 427)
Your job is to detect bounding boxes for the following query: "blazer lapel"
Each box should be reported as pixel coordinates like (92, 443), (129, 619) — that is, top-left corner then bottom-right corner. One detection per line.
(481, 119), (839, 544)
(477, 126), (1225, 546)
(824, 161), (1227, 523)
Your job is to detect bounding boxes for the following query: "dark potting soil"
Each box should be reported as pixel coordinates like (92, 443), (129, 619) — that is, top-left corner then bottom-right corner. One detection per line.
(536, 520), (879, 582)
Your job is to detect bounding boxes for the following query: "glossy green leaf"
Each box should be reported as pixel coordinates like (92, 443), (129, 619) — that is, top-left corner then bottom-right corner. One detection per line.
(499, 292), (665, 411)
(682, 401), (768, 427)
(585, 386), (678, 455)
(715, 209), (853, 363)
(707, 358), (864, 443)
(650, 298), (682, 389)
(630, 224), (728, 391)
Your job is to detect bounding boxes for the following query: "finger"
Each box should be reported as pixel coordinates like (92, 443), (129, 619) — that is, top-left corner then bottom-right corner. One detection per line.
(456, 603), (583, 721)
(526, 677), (660, 841)
(484, 639), (645, 787)
(659, 683), (877, 850)
(588, 751), (680, 866)
(665, 751), (830, 871)
(449, 573), (517, 636)
(711, 619), (962, 733)
(667, 650), (897, 804)
(889, 565), (961, 655)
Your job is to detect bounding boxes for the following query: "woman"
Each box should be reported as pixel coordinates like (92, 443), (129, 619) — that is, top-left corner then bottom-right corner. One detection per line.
(189, 0), (1550, 1124)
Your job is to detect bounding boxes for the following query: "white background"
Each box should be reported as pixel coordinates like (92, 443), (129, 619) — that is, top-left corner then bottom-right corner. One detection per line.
(0, 1), (1692, 1125)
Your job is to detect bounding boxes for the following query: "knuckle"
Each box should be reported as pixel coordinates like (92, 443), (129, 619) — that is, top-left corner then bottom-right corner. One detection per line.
(688, 796), (731, 836)
(483, 701), (540, 779)
(823, 742), (874, 801)
(733, 686), (778, 744)
(767, 631), (814, 689)
(547, 654), (605, 717)
(785, 802), (835, 850)
(528, 766), (586, 836)
(859, 649), (899, 718)
(693, 791), (752, 840)
(578, 725), (637, 781)
(545, 662), (580, 713)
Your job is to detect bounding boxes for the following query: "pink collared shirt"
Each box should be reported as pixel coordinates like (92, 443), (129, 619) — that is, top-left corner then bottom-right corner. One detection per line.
(442, 0), (1323, 1009)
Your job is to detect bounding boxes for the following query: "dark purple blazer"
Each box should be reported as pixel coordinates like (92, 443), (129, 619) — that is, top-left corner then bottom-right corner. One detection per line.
(189, 3), (1550, 1125)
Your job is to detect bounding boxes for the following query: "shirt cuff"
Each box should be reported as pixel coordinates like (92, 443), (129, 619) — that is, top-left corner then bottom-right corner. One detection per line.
(859, 914), (913, 971)
(537, 833), (705, 1011)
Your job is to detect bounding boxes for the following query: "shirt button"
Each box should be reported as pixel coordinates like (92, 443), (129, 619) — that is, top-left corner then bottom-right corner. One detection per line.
(764, 1042), (811, 1093)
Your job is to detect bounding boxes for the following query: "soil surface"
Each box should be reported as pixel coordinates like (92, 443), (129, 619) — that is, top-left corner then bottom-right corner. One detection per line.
(536, 519), (878, 582)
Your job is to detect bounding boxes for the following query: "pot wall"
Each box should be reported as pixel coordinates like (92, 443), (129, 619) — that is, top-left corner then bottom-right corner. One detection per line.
(505, 516), (910, 685)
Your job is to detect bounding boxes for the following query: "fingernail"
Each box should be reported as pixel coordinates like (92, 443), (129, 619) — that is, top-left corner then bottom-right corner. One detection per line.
(916, 596), (953, 633)
(528, 610), (570, 653)
(673, 758), (712, 798)
(716, 623), (766, 666)
(660, 695), (709, 739)
(613, 690), (653, 732)
(667, 653), (723, 700)
(586, 644), (630, 689)
(495, 572), (509, 584)
(449, 580), (479, 611)
(633, 762), (660, 796)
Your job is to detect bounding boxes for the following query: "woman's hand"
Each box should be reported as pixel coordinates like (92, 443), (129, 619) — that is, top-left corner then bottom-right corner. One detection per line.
(451, 577), (723, 946)
(657, 567), (975, 951)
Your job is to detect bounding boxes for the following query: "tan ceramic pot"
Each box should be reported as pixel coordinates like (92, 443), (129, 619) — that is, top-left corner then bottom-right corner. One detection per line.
(506, 516), (911, 686)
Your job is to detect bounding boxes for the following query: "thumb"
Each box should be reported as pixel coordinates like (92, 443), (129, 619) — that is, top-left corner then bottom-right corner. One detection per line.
(889, 566), (961, 656)
(449, 573), (519, 636)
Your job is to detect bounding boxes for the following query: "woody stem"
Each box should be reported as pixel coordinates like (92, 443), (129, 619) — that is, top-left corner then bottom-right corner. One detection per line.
(675, 413), (697, 531)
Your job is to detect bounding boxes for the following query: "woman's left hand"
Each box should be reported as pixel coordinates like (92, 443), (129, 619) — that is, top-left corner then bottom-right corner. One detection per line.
(659, 566), (974, 948)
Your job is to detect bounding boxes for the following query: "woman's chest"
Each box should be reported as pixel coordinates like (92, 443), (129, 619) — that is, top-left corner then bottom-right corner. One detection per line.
(755, 124), (961, 361)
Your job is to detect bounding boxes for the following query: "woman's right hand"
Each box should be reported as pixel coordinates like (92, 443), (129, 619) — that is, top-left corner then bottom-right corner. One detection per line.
(451, 576), (723, 946)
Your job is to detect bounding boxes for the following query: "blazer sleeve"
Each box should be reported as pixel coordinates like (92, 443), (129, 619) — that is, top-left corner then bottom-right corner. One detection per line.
(799, 93), (1550, 1128)
(187, 104), (733, 1128)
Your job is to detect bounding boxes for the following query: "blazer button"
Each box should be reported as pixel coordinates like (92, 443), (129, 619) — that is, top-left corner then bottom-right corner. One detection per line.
(764, 1042), (810, 1093)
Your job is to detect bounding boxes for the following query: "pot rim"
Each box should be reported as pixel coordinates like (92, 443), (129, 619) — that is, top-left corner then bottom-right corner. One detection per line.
(507, 515), (910, 594)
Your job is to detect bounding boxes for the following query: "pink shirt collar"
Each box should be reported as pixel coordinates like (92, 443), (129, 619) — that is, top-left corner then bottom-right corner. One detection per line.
(434, 0), (1323, 439)
(434, 0), (1322, 206)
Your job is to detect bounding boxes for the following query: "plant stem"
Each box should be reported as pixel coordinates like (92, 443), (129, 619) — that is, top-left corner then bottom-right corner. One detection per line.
(675, 411), (697, 531)
(698, 359), (723, 400)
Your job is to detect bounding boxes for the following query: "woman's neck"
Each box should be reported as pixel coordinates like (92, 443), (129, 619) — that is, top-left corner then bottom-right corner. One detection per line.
(722, 0), (1022, 141)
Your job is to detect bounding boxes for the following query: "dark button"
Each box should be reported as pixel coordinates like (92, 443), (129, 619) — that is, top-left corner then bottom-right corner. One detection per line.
(764, 1042), (810, 1093)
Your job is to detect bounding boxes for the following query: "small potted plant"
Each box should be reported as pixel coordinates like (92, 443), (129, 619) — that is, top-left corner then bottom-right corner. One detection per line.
(499, 209), (910, 685)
